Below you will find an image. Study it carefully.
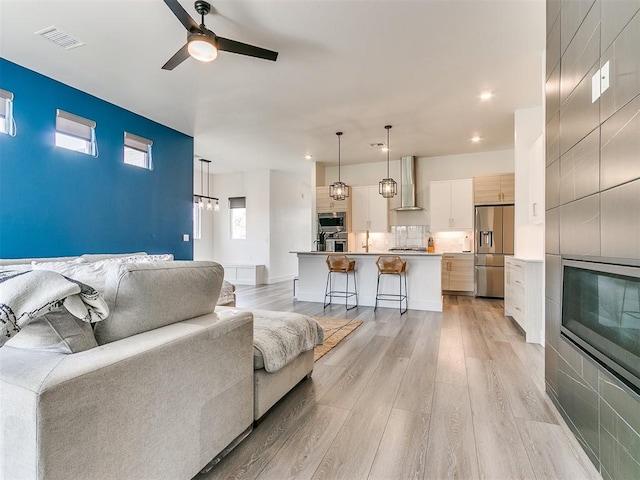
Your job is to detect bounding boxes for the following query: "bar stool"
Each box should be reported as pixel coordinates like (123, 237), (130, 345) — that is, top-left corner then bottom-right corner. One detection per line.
(324, 255), (358, 310)
(374, 255), (408, 314)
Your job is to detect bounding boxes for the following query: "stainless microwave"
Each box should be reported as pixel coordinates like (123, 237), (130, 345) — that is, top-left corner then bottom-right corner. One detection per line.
(318, 212), (346, 232)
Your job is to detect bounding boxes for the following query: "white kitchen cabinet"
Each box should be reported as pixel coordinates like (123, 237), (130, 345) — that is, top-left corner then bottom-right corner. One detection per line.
(429, 179), (473, 231)
(441, 253), (474, 293)
(528, 135), (545, 224)
(504, 256), (543, 344)
(351, 186), (388, 232)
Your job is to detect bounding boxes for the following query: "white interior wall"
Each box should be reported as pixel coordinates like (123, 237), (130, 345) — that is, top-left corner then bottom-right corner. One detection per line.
(324, 149), (515, 227)
(514, 106), (544, 259)
(193, 170), (215, 261)
(210, 170), (271, 269)
(269, 170), (312, 282)
(199, 168), (312, 283)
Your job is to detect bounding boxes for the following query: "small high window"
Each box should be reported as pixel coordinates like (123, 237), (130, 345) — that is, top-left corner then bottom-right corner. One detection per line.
(55, 109), (97, 156)
(124, 131), (153, 170)
(0, 89), (16, 136)
(229, 197), (246, 240)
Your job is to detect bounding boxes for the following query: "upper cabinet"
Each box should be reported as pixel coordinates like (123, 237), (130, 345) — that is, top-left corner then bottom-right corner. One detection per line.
(351, 185), (388, 232)
(474, 173), (515, 205)
(430, 179), (473, 231)
(316, 186), (350, 214)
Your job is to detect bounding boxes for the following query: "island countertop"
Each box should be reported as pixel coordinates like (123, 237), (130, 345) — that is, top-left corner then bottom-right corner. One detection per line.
(293, 251), (442, 312)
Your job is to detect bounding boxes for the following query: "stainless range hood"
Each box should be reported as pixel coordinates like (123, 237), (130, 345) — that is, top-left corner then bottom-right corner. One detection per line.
(393, 156), (423, 211)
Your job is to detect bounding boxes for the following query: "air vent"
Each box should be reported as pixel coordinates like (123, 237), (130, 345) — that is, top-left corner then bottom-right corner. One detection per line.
(35, 26), (84, 50)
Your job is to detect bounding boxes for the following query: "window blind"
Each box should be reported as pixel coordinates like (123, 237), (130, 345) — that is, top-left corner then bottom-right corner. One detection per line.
(229, 197), (246, 209)
(56, 109), (96, 141)
(0, 89), (13, 118)
(124, 131), (153, 152)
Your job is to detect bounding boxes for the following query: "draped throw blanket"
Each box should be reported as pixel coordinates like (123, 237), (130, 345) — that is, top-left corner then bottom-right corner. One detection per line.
(252, 310), (324, 373)
(0, 270), (109, 346)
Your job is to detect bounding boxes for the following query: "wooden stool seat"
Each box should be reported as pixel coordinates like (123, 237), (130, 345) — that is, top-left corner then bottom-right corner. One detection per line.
(375, 255), (408, 314)
(324, 255), (358, 310)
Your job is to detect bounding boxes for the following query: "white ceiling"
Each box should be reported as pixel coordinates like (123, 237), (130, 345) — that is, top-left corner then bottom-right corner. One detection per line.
(0, 0), (545, 174)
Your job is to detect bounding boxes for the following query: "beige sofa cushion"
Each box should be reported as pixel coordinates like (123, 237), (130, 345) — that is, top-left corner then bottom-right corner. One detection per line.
(94, 261), (224, 345)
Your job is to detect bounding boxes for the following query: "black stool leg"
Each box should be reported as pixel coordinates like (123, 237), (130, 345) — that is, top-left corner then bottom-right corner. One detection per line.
(374, 272), (381, 311)
(403, 271), (408, 313)
(346, 270), (357, 310)
(323, 271), (332, 308)
(345, 271), (349, 309)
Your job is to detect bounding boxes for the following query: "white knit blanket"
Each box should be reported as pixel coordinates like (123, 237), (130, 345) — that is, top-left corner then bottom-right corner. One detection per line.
(0, 270), (109, 346)
(252, 310), (324, 373)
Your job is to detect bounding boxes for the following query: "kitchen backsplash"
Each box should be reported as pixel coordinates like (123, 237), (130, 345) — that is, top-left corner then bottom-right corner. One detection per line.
(349, 226), (473, 253)
(432, 231), (473, 252)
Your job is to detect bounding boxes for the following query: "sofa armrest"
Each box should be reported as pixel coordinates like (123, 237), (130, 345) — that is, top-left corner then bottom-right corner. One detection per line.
(0, 310), (253, 480)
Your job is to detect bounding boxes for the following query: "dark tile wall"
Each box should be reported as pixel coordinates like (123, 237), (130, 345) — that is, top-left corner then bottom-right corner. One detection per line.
(545, 1), (640, 478)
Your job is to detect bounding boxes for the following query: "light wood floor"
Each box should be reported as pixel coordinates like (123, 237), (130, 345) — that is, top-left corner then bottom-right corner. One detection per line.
(200, 282), (601, 480)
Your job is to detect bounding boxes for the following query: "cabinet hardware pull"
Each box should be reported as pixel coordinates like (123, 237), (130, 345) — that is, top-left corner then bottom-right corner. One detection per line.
(515, 306), (521, 311)
(533, 202), (537, 217)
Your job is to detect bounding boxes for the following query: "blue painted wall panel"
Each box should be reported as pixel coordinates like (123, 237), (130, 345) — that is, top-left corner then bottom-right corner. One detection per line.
(0, 58), (193, 259)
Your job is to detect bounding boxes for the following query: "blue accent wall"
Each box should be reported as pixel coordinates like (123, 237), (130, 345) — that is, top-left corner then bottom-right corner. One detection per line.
(0, 59), (193, 259)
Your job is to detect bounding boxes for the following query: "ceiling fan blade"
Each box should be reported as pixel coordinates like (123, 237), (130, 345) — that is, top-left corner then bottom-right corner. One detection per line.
(163, 0), (200, 32)
(162, 44), (190, 70)
(217, 37), (278, 61)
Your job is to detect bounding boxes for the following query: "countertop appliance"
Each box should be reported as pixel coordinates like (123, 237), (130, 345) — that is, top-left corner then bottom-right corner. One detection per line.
(474, 205), (514, 298)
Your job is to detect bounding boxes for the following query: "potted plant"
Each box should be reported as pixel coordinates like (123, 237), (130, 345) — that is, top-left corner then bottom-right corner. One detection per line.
(316, 231), (327, 251)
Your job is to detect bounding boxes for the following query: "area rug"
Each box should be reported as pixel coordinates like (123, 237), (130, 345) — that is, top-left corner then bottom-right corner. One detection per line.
(313, 317), (363, 362)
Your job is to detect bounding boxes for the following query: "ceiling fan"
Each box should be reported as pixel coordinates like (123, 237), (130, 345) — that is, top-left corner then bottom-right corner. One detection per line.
(161, 0), (278, 70)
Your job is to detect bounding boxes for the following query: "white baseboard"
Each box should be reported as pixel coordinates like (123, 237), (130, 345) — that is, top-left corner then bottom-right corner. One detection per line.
(267, 274), (297, 284)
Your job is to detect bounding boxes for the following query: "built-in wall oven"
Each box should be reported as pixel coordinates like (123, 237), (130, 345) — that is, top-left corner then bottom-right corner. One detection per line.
(326, 237), (347, 252)
(562, 258), (640, 393)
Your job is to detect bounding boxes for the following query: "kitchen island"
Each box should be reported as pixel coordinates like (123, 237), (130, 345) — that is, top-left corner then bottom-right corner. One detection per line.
(293, 251), (443, 312)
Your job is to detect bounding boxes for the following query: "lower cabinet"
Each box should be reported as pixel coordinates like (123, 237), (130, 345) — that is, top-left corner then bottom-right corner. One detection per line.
(504, 256), (543, 344)
(441, 254), (474, 293)
(222, 264), (266, 285)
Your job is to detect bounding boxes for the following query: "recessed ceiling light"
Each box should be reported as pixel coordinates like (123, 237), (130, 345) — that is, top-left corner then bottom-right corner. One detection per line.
(479, 92), (493, 100)
(471, 136), (481, 143)
(305, 154), (313, 160)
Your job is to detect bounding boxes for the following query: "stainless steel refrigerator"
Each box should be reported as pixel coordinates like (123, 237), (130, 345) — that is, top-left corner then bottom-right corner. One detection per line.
(474, 205), (514, 298)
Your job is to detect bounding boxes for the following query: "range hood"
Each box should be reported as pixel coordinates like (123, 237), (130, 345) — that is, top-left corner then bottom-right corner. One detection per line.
(393, 156), (424, 211)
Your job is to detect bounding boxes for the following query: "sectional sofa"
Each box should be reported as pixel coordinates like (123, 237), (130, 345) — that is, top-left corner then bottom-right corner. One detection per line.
(0, 254), (318, 479)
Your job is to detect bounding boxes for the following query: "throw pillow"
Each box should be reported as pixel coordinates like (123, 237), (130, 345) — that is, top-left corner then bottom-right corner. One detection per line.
(5, 308), (98, 354)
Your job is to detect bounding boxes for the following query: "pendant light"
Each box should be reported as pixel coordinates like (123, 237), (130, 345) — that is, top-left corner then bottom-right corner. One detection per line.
(194, 158), (219, 212)
(379, 125), (397, 198)
(329, 131), (350, 200)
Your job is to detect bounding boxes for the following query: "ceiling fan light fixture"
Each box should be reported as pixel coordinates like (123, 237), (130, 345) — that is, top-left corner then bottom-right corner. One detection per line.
(187, 33), (218, 62)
